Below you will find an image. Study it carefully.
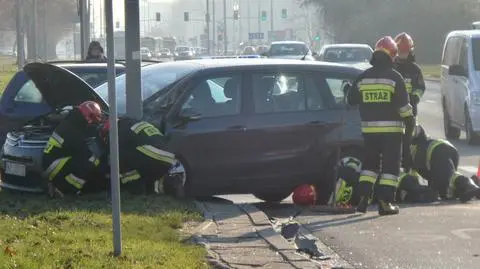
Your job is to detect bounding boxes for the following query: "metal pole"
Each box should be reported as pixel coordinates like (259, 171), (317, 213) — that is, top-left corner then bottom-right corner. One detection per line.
(212, 0), (216, 55)
(15, 0), (24, 69)
(104, 0), (122, 257)
(100, 1), (104, 38)
(206, 0), (210, 55)
(223, 0), (227, 54)
(125, 0), (143, 119)
(32, 0), (37, 61)
(257, 0), (261, 34)
(247, 0), (250, 40)
(270, 0), (273, 33)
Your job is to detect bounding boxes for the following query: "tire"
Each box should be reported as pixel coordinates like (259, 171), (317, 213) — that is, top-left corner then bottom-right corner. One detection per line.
(253, 191), (292, 203)
(443, 101), (461, 140)
(317, 147), (363, 205)
(465, 108), (480, 145)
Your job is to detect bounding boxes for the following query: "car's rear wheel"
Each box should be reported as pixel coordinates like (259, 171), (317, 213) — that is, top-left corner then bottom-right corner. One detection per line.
(465, 108), (480, 145)
(253, 191), (292, 203)
(443, 100), (461, 140)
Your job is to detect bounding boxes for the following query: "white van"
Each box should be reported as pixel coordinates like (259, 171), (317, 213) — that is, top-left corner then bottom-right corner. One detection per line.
(441, 30), (480, 144)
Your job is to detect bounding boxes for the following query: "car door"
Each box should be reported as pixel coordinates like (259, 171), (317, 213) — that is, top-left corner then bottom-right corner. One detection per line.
(442, 37), (460, 124)
(164, 71), (250, 193)
(456, 38), (470, 126)
(241, 68), (353, 188)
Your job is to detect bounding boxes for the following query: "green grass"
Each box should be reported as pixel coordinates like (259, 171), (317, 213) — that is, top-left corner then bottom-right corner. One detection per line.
(420, 64), (441, 78)
(0, 191), (207, 269)
(0, 56), (17, 95)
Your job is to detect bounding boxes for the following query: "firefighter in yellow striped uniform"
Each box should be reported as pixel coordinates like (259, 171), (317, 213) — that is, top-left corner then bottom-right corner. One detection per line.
(100, 117), (177, 194)
(41, 101), (106, 197)
(406, 125), (480, 202)
(345, 36), (415, 215)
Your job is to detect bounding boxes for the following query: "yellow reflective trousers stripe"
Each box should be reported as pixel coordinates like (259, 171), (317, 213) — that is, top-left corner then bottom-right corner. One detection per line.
(362, 127), (404, 133)
(44, 157), (71, 181)
(378, 173), (399, 188)
(65, 173), (86, 189)
(120, 170), (141, 184)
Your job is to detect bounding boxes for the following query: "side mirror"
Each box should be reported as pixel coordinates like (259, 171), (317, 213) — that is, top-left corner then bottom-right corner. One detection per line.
(342, 82), (353, 107)
(448, 64), (467, 77)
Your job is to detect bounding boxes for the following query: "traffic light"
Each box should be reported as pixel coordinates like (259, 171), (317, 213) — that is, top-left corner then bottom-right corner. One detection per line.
(233, 10), (239, 20)
(261, 11), (267, 21)
(281, 9), (287, 19)
(184, 12), (189, 21)
(156, 12), (161, 22)
(314, 35), (321, 41)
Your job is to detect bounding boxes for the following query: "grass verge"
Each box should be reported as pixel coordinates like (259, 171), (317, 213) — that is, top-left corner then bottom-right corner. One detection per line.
(0, 191), (207, 269)
(0, 56), (17, 95)
(420, 64), (440, 79)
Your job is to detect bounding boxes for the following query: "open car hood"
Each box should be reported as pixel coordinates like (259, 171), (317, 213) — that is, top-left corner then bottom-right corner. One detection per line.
(23, 63), (108, 111)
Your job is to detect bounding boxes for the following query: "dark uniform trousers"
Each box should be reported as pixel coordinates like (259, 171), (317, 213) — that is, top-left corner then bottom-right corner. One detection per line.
(358, 133), (403, 202)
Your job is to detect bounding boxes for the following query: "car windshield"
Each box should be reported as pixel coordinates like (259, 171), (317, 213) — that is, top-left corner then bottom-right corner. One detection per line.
(269, 43), (308, 56)
(472, 38), (480, 70)
(73, 69), (125, 88)
(94, 63), (198, 114)
(323, 47), (372, 63)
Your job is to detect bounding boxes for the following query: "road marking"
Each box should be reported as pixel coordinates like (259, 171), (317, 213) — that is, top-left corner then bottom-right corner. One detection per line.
(458, 166), (478, 175)
(451, 228), (480, 239)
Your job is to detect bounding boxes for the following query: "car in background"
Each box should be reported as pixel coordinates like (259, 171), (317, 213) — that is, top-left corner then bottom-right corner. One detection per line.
(140, 47), (153, 60)
(0, 61), (126, 146)
(264, 41), (316, 61)
(1, 59), (363, 204)
(318, 44), (373, 68)
(174, 46), (194, 61)
(157, 48), (172, 58)
(441, 30), (480, 144)
(257, 45), (269, 56)
(242, 46), (257, 55)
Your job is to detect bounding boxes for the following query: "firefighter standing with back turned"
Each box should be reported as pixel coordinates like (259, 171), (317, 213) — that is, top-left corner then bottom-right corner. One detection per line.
(346, 36), (415, 215)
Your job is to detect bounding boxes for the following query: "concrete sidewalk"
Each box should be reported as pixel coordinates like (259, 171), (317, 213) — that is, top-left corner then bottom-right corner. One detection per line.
(193, 200), (353, 269)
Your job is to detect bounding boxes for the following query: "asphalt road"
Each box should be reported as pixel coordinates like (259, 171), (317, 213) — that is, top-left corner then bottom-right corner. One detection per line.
(220, 80), (480, 269)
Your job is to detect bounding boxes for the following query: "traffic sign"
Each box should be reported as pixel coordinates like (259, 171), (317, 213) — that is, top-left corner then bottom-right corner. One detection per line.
(249, 32), (264, 40)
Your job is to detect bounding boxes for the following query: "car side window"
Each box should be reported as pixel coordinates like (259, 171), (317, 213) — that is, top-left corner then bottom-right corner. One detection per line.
(459, 39), (469, 74)
(181, 74), (241, 118)
(444, 37), (461, 66)
(14, 80), (43, 103)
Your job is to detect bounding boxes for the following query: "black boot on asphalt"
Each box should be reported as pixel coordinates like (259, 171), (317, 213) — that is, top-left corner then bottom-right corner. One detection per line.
(378, 200), (399, 216)
(456, 176), (480, 203)
(356, 196), (369, 213)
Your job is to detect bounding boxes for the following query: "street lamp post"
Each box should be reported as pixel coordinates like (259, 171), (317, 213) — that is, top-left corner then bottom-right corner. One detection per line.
(233, 2), (239, 52)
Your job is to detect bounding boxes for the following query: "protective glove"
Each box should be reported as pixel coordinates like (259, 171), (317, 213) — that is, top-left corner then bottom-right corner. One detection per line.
(410, 94), (420, 105)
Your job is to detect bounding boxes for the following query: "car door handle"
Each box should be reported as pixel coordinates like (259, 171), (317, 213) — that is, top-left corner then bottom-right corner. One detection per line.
(227, 125), (246, 131)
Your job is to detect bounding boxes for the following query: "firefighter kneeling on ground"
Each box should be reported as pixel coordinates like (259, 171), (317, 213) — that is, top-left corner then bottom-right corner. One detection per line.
(345, 36), (415, 215)
(403, 125), (480, 202)
(41, 101), (107, 198)
(99, 117), (179, 195)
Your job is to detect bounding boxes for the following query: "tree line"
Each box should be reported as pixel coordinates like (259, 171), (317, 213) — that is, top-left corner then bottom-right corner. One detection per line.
(304, 0), (480, 64)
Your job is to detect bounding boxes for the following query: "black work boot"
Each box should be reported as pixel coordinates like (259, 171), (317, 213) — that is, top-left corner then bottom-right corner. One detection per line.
(356, 196), (369, 213)
(455, 175), (480, 203)
(378, 200), (400, 216)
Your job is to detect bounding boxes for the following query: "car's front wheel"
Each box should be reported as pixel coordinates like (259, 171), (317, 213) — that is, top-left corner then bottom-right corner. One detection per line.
(465, 108), (480, 145)
(253, 191), (292, 203)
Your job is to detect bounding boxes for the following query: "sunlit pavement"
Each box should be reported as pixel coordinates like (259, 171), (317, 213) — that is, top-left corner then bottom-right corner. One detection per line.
(218, 80), (480, 269)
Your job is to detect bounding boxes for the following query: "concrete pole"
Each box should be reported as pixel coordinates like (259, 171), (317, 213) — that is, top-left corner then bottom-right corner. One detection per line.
(270, 0), (273, 33)
(32, 0), (37, 61)
(247, 0), (250, 39)
(15, 0), (25, 69)
(223, 0), (227, 54)
(206, 0), (210, 55)
(212, 0), (216, 55)
(104, 0), (122, 257)
(125, 0), (143, 119)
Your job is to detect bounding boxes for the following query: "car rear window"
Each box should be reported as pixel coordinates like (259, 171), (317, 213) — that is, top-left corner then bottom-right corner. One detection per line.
(323, 47), (372, 62)
(472, 38), (480, 70)
(269, 43), (308, 56)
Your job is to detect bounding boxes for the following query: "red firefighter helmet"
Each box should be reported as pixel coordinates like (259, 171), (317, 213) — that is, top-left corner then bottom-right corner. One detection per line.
(375, 36), (398, 61)
(78, 101), (103, 124)
(292, 184), (317, 206)
(394, 32), (414, 56)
